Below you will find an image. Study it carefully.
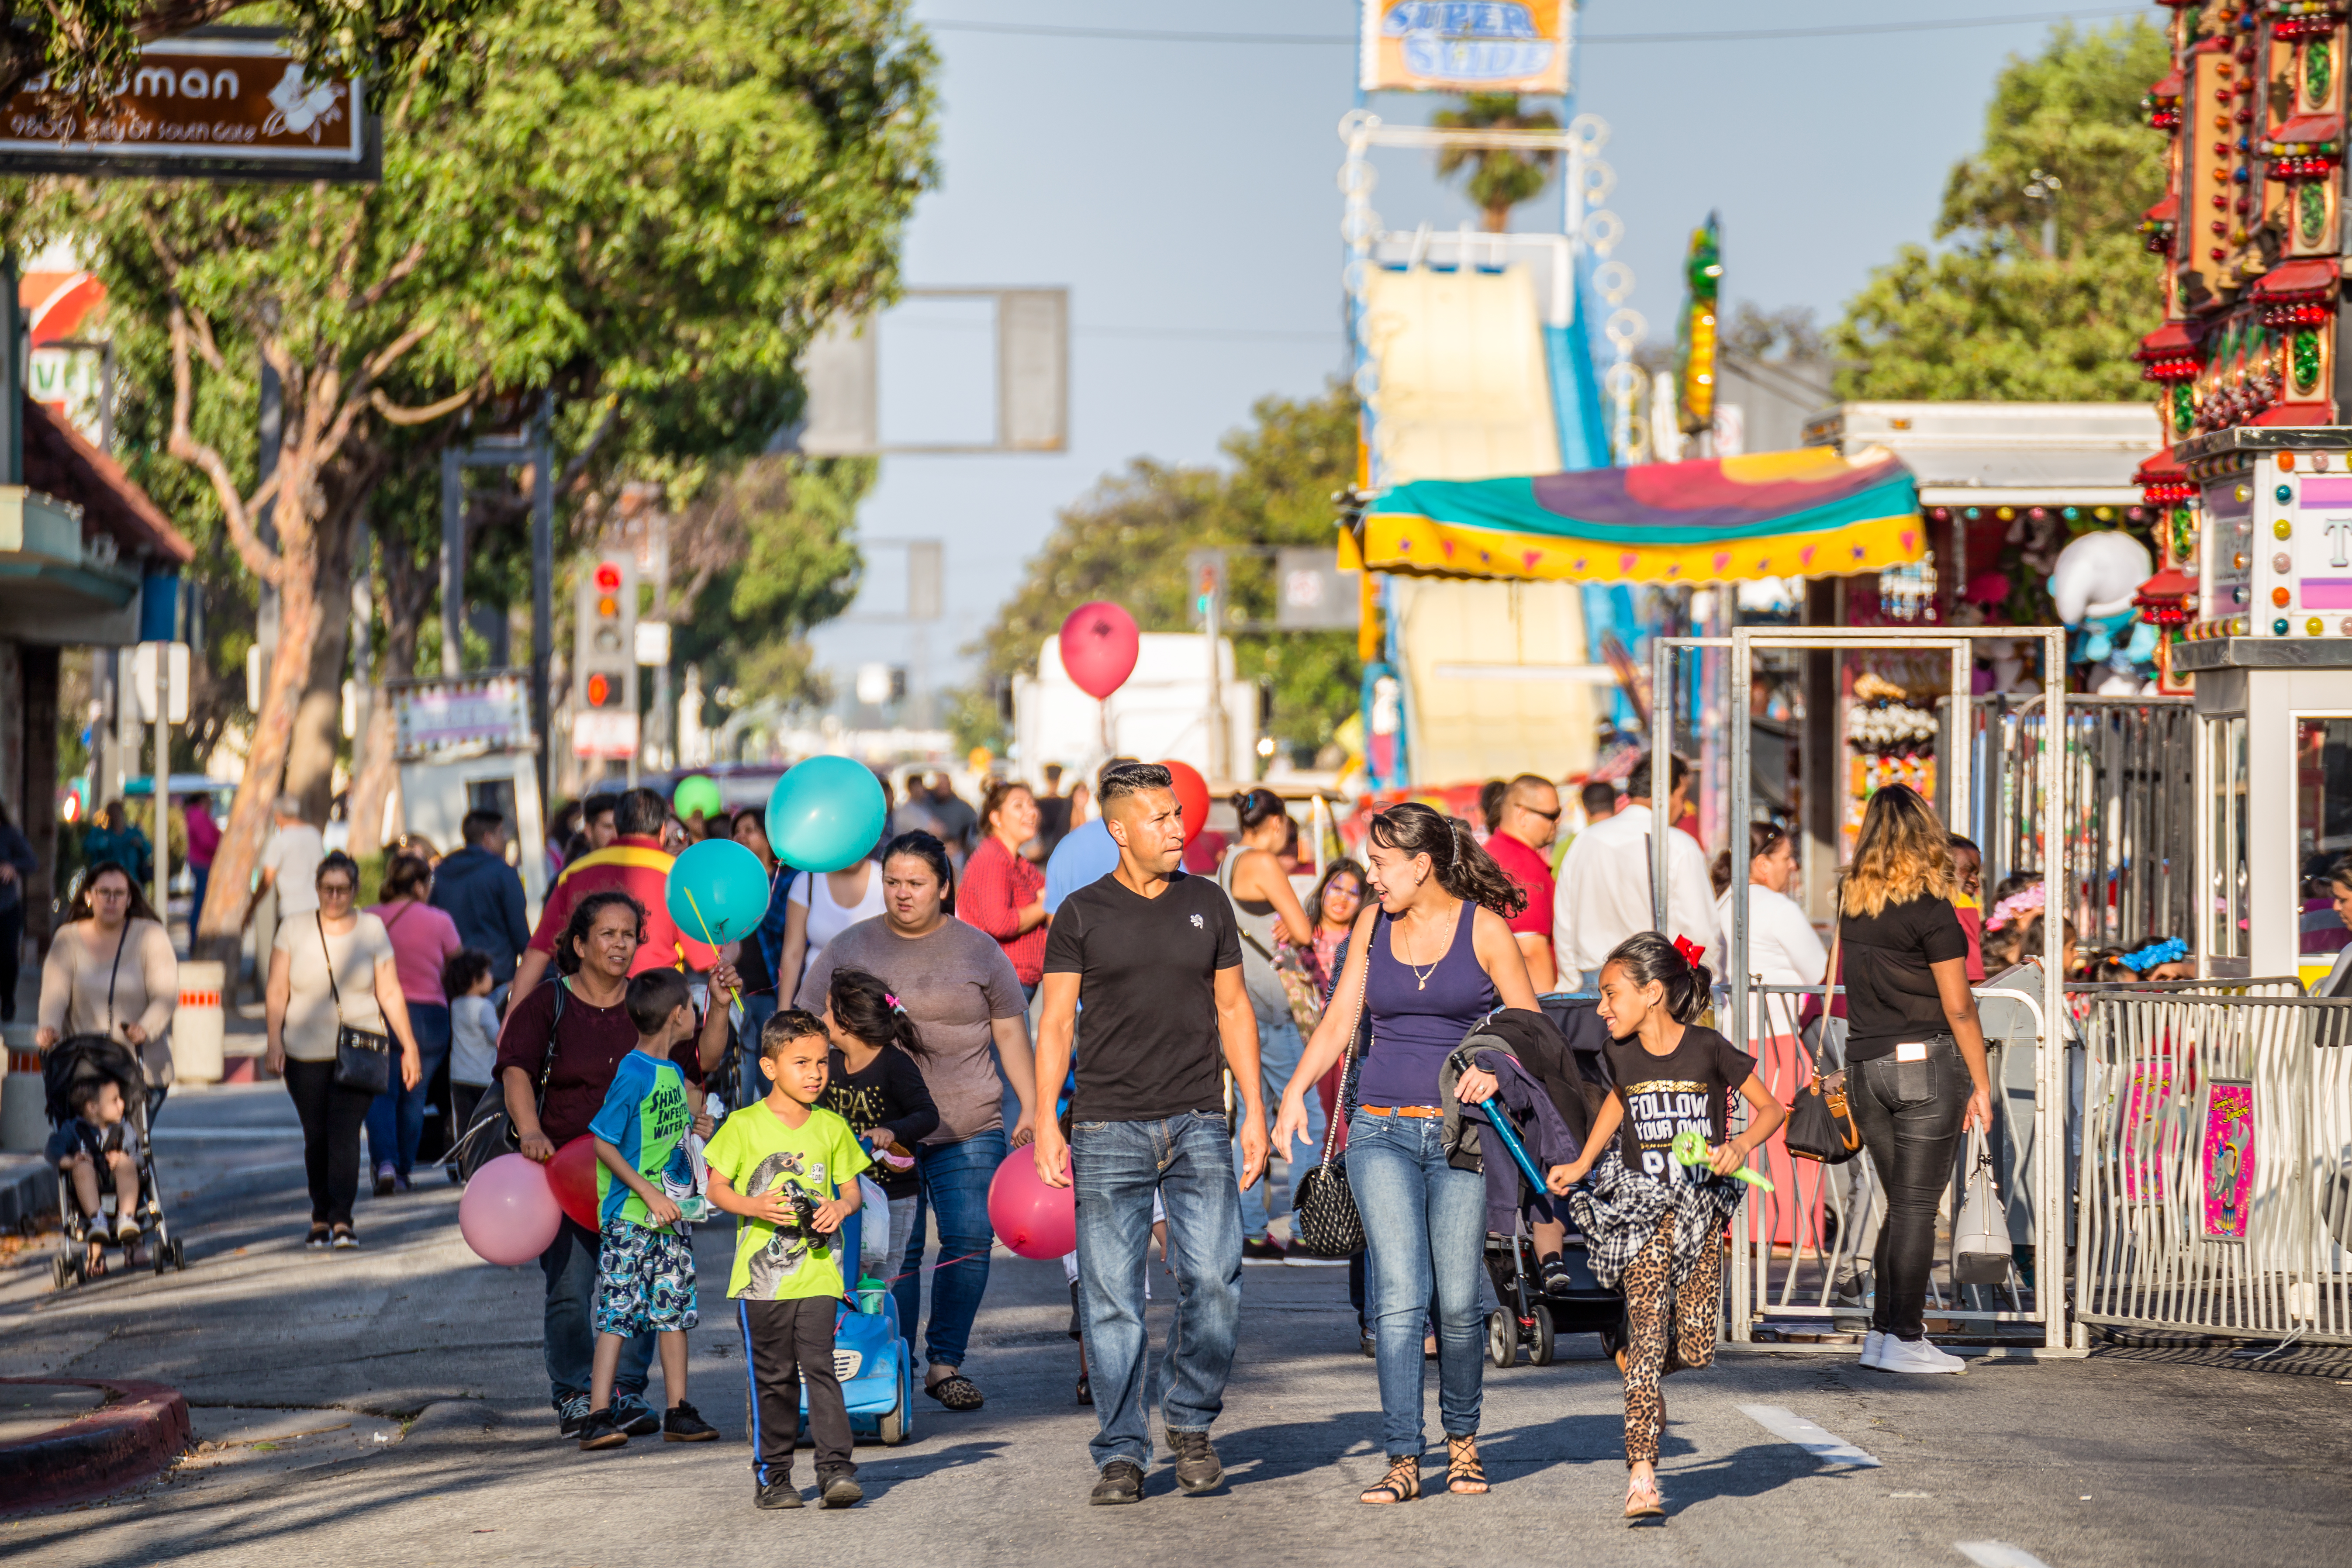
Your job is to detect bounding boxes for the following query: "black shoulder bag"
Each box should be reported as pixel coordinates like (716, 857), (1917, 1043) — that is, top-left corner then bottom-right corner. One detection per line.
(320, 914), (394, 1095)
(1291, 915), (1374, 1258)
(450, 979), (567, 1182)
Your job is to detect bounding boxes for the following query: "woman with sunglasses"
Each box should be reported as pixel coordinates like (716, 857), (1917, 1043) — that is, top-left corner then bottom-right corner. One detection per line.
(266, 852), (421, 1250)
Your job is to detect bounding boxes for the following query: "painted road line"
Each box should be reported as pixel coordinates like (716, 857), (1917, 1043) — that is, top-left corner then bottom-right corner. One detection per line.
(1956, 1544), (2052, 1568)
(1735, 1403), (1882, 1467)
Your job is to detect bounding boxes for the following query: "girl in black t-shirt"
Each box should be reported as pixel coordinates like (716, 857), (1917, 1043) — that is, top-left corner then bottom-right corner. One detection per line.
(1546, 932), (1783, 1522)
(818, 967), (940, 1283)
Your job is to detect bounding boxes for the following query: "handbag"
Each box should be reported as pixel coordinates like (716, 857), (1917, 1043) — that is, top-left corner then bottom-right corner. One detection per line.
(319, 914), (394, 1095)
(1291, 913), (1375, 1259)
(1796, 921), (1850, 1068)
(1950, 1125), (2010, 1285)
(450, 980), (568, 1182)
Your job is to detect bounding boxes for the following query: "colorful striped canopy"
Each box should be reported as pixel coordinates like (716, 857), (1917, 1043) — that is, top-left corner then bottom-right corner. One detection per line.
(1350, 447), (1923, 585)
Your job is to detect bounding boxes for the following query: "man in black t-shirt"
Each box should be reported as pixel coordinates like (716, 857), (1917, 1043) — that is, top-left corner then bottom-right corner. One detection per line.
(1032, 761), (1264, 1506)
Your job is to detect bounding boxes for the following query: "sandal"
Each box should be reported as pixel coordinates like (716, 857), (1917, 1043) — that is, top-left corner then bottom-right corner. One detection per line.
(1361, 1455), (1419, 1505)
(1446, 1434), (1489, 1495)
(924, 1372), (984, 1411)
(1625, 1475), (1665, 1520)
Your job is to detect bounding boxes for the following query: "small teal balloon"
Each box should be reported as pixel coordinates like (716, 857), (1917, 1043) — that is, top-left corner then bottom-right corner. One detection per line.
(766, 756), (888, 874)
(664, 838), (772, 948)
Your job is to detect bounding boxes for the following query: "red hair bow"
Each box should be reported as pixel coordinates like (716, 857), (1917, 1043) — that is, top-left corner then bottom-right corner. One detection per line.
(1672, 935), (1706, 967)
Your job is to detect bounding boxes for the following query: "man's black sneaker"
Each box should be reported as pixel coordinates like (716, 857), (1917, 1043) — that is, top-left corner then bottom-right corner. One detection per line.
(663, 1401), (719, 1442)
(555, 1395), (591, 1438)
(1241, 1237), (1288, 1264)
(819, 1472), (863, 1508)
(576, 1409), (626, 1451)
(755, 1479), (804, 1509)
(613, 1396), (661, 1437)
(1171, 1429), (1223, 1493)
(1090, 1459), (1145, 1505)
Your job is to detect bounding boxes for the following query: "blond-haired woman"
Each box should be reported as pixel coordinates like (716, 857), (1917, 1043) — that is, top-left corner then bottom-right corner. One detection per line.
(1836, 784), (1993, 1376)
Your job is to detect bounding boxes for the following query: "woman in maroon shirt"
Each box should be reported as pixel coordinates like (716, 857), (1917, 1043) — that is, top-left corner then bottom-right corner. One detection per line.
(958, 780), (1048, 995)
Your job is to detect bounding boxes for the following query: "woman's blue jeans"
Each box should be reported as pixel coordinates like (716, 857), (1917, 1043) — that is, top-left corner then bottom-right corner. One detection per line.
(366, 1002), (450, 1181)
(892, 1129), (1008, 1369)
(1345, 1108), (1486, 1457)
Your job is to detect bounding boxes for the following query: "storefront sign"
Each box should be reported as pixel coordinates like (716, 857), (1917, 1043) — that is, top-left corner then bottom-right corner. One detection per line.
(1360, 1), (1572, 95)
(394, 674), (534, 759)
(0, 32), (376, 181)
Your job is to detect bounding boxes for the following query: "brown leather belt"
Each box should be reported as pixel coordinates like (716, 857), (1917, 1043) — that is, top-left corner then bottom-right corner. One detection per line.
(1357, 1103), (1443, 1119)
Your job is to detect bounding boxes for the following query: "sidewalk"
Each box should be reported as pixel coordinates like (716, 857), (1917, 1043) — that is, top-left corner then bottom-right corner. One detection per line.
(0, 1376), (190, 1511)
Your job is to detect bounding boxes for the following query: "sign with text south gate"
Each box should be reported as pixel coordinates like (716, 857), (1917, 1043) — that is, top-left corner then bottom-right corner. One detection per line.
(0, 31), (376, 182)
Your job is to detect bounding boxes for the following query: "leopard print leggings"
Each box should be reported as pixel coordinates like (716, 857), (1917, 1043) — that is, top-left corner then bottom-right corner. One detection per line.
(1619, 1207), (1722, 1468)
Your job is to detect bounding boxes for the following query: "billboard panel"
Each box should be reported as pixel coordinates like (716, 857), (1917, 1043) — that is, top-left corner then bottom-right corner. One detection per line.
(1361, 1), (1572, 95)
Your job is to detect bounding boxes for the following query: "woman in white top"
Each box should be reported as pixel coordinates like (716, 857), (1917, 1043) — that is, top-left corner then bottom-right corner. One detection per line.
(266, 850), (421, 1251)
(779, 854), (887, 993)
(1711, 820), (1829, 1250)
(37, 861), (180, 1098)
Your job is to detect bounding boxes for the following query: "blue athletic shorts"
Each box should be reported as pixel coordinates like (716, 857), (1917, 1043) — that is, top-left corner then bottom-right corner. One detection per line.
(594, 1218), (699, 1335)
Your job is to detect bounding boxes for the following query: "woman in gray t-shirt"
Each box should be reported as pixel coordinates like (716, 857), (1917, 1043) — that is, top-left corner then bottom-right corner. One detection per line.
(796, 831), (1031, 1414)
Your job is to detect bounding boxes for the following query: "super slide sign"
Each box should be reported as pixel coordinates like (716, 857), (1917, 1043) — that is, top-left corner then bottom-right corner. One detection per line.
(0, 31), (376, 182)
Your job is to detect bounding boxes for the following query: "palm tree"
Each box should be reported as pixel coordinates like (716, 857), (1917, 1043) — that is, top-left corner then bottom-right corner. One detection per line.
(1432, 94), (1562, 232)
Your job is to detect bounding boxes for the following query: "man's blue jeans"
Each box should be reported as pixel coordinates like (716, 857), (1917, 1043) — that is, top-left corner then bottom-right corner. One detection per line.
(364, 1003), (450, 1182)
(1234, 1014), (1322, 1241)
(539, 1214), (650, 1409)
(1073, 1111), (1243, 1471)
(1345, 1109), (1486, 1457)
(893, 1129), (1008, 1369)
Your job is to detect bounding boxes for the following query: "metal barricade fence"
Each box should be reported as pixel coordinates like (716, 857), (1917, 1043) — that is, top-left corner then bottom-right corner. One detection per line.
(2074, 991), (2352, 1346)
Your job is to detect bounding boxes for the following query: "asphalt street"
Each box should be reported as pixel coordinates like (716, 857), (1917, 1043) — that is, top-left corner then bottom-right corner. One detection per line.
(3, 1081), (2348, 1568)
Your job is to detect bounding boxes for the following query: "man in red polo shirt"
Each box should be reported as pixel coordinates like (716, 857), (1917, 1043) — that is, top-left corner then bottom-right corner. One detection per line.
(1484, 773), (1563, 993)
(509, 787), (719, 998)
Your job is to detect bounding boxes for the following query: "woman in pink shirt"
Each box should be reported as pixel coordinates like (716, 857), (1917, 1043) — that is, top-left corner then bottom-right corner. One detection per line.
(365, 852), (463, 1192)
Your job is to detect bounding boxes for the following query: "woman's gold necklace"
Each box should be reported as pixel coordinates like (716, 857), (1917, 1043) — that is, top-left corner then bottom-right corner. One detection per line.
(1402, 905), (1454, 991)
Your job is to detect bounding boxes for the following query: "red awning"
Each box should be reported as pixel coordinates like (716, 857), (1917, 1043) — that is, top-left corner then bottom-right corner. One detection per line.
(2134, 322), (2199, 360)
(2250, 258), (2339, 301)
(2148, 71), (2181, 99)
(22, 399), (193, 567)
(2141, 194), (2178, 224)
(2253, 400), (2335, 427)
(2265, 112), (2344, 148)
(2134, 449), (2186, 486)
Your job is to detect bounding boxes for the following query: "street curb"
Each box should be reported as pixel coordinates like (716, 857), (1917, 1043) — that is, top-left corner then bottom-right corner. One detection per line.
(0, 1378), (192, 1512)
(0, 1154), (59, 1233)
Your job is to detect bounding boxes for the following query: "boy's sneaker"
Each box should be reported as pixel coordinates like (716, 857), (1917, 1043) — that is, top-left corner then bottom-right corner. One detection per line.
(1171, 1429), (1223, 1493)
(818, 1471), (863, 1509)
(1090, 1459), (1145, 1505)
(611, 1395), (661, 1437)
(663, 1401), (719, 1442)
(755, 1478), (804, 1509)
(576, 1409), (627, 1450)
(555, 1395), (591, 1438)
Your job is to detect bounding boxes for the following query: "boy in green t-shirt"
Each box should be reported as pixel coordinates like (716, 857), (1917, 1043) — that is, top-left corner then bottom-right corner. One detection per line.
(577, 969), (721, 1451)
(706, 1008), (870, 1511)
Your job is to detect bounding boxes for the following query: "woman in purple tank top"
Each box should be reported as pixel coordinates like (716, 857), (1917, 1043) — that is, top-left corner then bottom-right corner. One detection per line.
(1272, 802), (1541, 1505)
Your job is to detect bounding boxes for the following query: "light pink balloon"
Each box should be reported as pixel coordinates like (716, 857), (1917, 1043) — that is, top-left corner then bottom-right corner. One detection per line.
(988, 1147), (1078, 1260)
(459, 1152), (565, 1265)
(1058, 601), (1140, 700)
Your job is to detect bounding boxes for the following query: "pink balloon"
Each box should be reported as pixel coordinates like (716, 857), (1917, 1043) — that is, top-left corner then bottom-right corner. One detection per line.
(1059, 601), (1140, 700)
(459, 1152), (565, 1266)
(988, 1148), (1078, 1260)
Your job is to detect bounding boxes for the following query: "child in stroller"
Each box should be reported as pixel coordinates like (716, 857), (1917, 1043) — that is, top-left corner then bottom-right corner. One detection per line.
(43, 1034), (183, 1285)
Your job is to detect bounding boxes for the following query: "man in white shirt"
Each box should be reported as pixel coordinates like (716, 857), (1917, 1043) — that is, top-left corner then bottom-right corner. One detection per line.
(1551, 752), (1720, 991)
(256, 796), (326, 919)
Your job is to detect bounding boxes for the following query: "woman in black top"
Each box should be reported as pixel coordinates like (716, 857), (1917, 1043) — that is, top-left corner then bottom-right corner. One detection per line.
(818, 967), (940, 1285)
(1834, 784), (1993, 1377)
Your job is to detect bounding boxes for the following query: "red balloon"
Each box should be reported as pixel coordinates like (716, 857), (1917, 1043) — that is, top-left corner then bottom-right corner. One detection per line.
(987, 1148), (1078, 1260)
(548, 1135), (601, 1233)
(1160, 758), (1210, 847)
(1058, 601), (1140, 700)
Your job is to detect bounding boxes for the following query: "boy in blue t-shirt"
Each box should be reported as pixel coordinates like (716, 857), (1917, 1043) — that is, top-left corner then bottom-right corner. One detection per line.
(578, 969), (722, 1451)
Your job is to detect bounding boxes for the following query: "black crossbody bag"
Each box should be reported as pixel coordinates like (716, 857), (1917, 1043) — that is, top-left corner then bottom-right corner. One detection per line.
(1291, 917), (1373, 1259)
(320, 914), (394, 1095)
(449, 981), (568, 1182)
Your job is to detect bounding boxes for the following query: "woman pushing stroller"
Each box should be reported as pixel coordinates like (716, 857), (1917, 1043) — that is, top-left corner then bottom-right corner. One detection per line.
(1545, 932), (1784, 1521)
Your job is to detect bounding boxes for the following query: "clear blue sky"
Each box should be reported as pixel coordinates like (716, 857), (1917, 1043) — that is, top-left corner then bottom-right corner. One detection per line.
(805, 0), (2149, 706)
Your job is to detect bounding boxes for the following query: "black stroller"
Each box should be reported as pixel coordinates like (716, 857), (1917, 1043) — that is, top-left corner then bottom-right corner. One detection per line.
(42, 1034), (185, 1288)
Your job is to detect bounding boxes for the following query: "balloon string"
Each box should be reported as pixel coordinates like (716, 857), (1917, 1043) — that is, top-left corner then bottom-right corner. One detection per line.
(873, 1250), (993, 1287)
(681, 886), (741, 1009)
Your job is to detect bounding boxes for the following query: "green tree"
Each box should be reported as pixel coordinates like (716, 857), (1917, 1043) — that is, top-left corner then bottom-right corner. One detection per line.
(1832, 19), (2170, 400)
(0, 0), (485, 104)
(980, 381), (1362, 762)
(1431, 93), (1560, 232)
(25, 0), (936, 957)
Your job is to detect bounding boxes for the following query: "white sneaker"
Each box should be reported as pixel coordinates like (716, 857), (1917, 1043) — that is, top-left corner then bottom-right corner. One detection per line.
(1859, 1330), (1886, 1368)
(1875, 1335), (1966, 1375)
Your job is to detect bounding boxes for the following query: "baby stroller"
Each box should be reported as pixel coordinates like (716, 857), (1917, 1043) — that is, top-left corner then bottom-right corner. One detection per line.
(42, 1034), (185, 1288)
(1450, 998), (1626, 1369)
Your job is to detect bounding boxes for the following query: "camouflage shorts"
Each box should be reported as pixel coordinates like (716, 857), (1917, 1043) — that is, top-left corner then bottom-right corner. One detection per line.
(595, 1219), (698, 1335)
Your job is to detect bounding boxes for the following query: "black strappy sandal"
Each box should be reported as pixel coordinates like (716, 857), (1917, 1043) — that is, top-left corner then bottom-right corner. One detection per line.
(925, 1371), (984, 1411)
(1361, 1455), (1420, 1505)
(1446, 1434), (1489, 1494)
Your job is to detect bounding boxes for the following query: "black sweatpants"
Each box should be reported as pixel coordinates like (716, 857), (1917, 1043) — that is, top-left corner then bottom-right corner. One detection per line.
(284, 1058), (373, 1228)
(739, 1295), (853, 1483)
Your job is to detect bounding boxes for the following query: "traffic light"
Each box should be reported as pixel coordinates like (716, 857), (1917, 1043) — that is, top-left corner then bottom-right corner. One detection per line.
(1184, 548), (1226, 630)
(572, 553), (639, 758)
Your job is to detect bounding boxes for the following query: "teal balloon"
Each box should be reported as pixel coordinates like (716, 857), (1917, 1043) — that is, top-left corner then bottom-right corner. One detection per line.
(664, 838), (772, 947)
(766, 756), (887, 874)
(673, 774), (724, 820)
